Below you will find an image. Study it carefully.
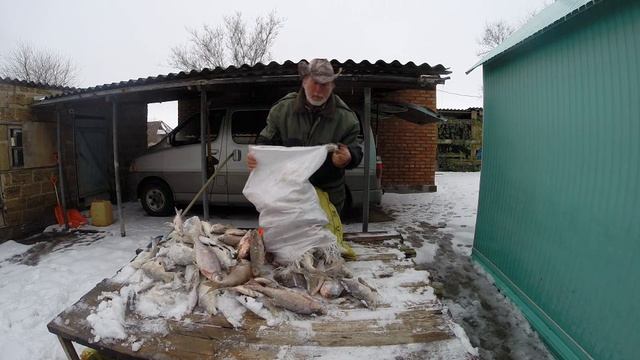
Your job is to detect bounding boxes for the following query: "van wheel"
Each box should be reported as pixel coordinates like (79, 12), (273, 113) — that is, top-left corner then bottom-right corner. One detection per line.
(140, 180), (174, 216)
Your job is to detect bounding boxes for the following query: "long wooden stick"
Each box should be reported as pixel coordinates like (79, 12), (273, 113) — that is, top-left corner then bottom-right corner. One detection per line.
(183, 153), (234, 217)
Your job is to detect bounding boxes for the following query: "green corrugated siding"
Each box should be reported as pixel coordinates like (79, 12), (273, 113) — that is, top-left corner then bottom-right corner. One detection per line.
(473, 0), (640, 359)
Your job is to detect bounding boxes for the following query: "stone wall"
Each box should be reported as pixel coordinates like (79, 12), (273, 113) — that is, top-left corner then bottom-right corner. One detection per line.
(0, 81), (62, 239)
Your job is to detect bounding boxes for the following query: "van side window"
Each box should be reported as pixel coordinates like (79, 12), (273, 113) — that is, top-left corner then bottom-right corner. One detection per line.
(231, 110), (270, 144)
(173, 110), (225, 146)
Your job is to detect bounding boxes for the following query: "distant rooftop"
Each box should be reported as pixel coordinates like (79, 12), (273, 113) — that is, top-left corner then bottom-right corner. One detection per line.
(0, 76), (75, 91)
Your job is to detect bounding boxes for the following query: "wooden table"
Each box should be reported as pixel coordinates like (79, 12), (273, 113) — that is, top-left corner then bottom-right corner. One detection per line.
(48, 232), (471, 359)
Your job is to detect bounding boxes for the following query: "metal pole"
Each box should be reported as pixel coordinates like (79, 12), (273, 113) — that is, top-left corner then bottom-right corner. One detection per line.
(56, 109), (69, 231)
(112, 100), (125, 237)
(362, 88), (372, 232)
(200, 89), (209, 220)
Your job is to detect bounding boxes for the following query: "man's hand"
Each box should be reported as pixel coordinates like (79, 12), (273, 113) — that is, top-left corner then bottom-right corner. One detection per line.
(247, 151), (257, 171)
(331, 144), (351, 168)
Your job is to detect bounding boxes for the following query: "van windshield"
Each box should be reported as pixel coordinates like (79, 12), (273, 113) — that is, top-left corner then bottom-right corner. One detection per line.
(172, 110), (225, 146)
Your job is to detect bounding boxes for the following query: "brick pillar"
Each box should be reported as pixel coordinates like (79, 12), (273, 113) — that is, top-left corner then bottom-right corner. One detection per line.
(377, 89), (438, 192)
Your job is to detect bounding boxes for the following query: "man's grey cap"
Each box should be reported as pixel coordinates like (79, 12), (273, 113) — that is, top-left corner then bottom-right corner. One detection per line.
(298, 59), (342, 84)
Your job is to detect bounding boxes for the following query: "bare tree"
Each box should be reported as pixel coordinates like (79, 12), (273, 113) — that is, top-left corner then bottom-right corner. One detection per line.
(0, 42), (78, 87)
(476, 1), (554, 57)
(476, 21), (515, 56)
(170, 11), (284, 71)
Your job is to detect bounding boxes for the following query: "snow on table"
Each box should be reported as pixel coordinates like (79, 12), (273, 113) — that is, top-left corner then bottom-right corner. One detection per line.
(47, 233), (477, 359)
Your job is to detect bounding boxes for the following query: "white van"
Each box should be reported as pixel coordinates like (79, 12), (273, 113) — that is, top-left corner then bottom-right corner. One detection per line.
(128, 106), (383, 216)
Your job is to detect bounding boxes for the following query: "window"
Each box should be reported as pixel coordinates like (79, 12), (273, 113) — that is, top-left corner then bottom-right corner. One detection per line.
(9, 128), (23, 168)
(231, 110), (269, 144)
(172, 110), (225, 146)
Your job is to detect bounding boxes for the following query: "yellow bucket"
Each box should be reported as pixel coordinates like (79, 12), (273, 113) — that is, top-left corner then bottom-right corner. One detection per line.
(90, 200), (113, 226)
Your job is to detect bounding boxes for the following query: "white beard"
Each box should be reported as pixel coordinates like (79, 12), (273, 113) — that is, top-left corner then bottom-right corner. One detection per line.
(305, 94), (327, 106)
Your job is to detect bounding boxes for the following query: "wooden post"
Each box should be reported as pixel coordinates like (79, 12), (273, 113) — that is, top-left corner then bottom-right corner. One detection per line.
(56, 109), (69, 231)
(362, 88), (372, 232)
(200, 89), (209, 220)
(57, 336), (80, 360)
(112, 100), (125, 237)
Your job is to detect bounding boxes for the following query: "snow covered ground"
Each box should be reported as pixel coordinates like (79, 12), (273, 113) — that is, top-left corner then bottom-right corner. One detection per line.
(0, 172), (551, 359)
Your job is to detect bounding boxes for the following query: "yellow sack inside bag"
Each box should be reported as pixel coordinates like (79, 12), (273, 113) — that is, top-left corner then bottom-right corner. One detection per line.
(315, 188), (356, 260)
(81, 348), (114, 360)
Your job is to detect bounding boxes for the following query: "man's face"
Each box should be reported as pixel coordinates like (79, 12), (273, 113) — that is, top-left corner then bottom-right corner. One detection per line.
(302, 77), (335, 106)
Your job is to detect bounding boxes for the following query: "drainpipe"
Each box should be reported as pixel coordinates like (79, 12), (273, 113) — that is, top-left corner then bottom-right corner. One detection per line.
(362, 87), (371, 232)
(112, 100), (125, 237)
(56, 108), (69, 231)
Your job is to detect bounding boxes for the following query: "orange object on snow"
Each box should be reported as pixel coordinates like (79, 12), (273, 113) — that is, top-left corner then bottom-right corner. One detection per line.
(50, 175), (87, 228)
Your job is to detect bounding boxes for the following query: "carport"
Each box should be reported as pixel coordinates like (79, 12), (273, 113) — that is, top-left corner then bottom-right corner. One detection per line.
(32, 60), (450, 236)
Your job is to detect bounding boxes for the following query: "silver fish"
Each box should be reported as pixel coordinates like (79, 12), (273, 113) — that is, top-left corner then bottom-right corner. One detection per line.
(197, 281), (222, 315)
(250, 230), (266, 277)
(194, 238), (222, 281)
(302, 271), (326, 295)
(237, 230), (253, 259)
(141, 259), (174, 283)
(225, 228), (247, 237)
(209, 260), (252, 288)
(172, 208), (184, 235)
(219, 233), (243, 247)
(210, 223), (228, 234)
(319, 279), (344, 298)
(163, 243), (194, 266)
(245, 283), (326, 315)
(341, 277), (378, 308)
(182, 216), (202, 244)
(273, 267), (307, 289)
(201, 221), (213, 236)
(184, 264), (199, 288)
(199, 236), (236, 270)
(235, 295), (280, 326)
(231, 285), (264, 298)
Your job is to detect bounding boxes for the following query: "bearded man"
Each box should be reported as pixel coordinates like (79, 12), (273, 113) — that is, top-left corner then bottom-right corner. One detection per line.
(247, 58), (363, 214)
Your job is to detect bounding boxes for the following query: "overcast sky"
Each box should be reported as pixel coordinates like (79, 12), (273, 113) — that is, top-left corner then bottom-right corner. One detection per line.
(0, 0), (547, 126)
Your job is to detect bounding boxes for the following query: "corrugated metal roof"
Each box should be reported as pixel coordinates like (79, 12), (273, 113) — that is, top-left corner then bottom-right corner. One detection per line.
(39, 59), (450, 103)
(0, 76), (75, 90)
(467, 0), (599, 74)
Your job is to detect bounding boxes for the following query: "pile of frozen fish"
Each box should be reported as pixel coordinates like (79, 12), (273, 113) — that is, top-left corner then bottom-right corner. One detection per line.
(123, 210), (379, 327)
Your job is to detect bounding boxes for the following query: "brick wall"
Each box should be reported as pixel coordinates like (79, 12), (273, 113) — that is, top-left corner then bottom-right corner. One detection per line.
(377, 89), (438, 192)
(0, 82), (61, 239)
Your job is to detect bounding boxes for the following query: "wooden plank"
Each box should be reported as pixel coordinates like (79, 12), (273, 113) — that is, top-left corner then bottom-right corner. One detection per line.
(57, 335), (80, 360)
(47, 235), (467, 360)
(344, 231), (402, 244)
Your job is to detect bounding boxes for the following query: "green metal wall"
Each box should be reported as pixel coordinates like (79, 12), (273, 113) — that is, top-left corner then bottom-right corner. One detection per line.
(473, 0), (639, 359)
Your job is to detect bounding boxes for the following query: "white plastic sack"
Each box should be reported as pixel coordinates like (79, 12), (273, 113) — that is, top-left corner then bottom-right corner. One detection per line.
(242, 145), (337, 264)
